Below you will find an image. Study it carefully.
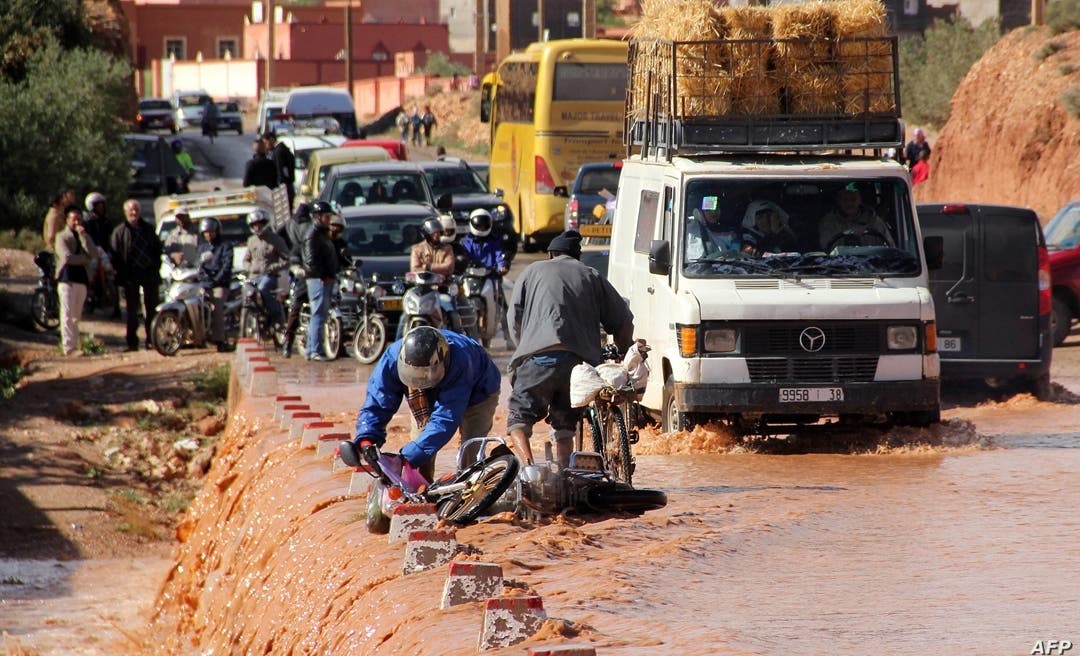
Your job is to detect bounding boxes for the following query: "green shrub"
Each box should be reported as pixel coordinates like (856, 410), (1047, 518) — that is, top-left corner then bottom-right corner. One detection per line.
(1046, 0), (1080, 33)
(80, 333), (108, 355)
(0, 365), (23, 400)
(0, 228), (44, 252)
(1061, 63), (1077, 76)
(192, 363), (230, 402)
(418, 52), (472, 77)
(900, 16), (1002, 127)
(1033, 39), (1067, 60)
(1063, 85), (1080, 118)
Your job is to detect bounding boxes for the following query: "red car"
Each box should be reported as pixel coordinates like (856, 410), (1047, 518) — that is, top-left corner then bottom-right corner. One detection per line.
(1045, 198), (1080, 345)
(341, 139), (408, 160)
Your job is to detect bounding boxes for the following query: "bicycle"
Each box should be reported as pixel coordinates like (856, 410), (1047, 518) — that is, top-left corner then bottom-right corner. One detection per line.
(573, 341), (650, 487)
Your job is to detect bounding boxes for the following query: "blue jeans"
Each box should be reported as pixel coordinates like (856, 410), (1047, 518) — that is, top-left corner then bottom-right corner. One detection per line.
(305, 278), (331, 358)
(257, 274), (285, 325)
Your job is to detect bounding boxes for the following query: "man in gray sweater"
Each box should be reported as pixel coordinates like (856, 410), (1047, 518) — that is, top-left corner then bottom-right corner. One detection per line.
(506, 229), (634, 468)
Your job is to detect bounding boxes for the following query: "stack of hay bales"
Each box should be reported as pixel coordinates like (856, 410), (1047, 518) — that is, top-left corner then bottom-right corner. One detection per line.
(629, 0), (892, 120)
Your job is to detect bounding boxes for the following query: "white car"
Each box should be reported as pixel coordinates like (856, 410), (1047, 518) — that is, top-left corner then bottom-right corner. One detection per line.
(277, 133), (345, 198)
(172, 89), (212, 130)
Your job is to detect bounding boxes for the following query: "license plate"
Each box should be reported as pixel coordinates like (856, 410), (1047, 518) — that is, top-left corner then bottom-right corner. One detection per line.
(378, 297), (402, 311)
(580, 224), (612, 238)
(779, 387), (844, 402)
(939, 336), (962, 352)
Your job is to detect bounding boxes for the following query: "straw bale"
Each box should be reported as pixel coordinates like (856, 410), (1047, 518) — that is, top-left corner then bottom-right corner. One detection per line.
(833, 0), (893, 114)
(632, 0), (725, 41)
(840, 59), (896, 114)
(785, 67), (842, 114)
(833, 0), (888, 38)
(722, 5), (772, 40)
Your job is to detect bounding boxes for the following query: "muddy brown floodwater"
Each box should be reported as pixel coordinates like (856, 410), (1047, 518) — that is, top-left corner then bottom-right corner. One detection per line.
(5, 342), (1080, 655)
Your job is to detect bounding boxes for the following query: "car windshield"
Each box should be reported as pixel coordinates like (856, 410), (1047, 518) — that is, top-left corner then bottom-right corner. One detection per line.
(424, 168), (487, 196)
(217, 102), (239, 112)
(1043, 202), (1080, 251)
(343, 215), (426, 257)
(178, 94), (211, 107)
(328, 172), (429, 208)
(140, 100), (171, 111)
(577, 168), (621, 195)
(680, 177), (921, 279)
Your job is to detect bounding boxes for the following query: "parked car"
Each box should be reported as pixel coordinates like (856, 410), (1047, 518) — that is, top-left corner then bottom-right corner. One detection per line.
(172, 89), (212, 130)
(418, 159), (517, 259)
(124, 134), (188, 196)
(919, 203), (1053, 399)
(319, 161), (435, 210)
(297, 146), (391, 205)
(339, 203), (438, 279)
(136, 98), (176, 134)
(556, 161), (623, 230)
(341, 138), (408, 160)
(215, 101), (244, 134)
(1044, 198), (1080, 346)
(277, 133), (347, 200)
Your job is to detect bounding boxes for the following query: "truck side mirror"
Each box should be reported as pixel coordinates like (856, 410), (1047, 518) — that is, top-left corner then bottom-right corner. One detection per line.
(480, 84), (493, 123)
(299, 183), (311, 196)
(493, 188), (505, 199)
(552, 186), (568, 198)
(923, 235), (944, 271)
(649, 239), (671, 275)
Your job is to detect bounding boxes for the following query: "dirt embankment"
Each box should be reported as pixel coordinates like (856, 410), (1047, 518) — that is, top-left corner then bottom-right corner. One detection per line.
(915, 27), (1080, 220)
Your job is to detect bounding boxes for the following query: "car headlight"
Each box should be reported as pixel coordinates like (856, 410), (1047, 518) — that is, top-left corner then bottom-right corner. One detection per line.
(887, 325), (918, 350)
(703, 328), (737, 353)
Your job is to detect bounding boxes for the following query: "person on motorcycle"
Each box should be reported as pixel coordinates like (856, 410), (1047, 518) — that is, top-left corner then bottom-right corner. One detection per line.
(242, 209), (289, 328)
(197, 217), (234, 353)
(171, 140), (195, 190)
(328, 213), (353, 270)
(461, 209), (509, 343)
(201, 100), (220, 142)
(352, 326), (501, 484)
(506, 229), (635, 469)
(163, 211), (201, 268)
(279, 203), (313, 358)
(438, 213), (468, 275)
(83, 192), (120, 318)
(300, 200), (340, 362)
(410, 217), (455, 278)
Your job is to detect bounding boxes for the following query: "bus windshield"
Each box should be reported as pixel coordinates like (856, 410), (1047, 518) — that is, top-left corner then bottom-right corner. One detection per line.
(681, 178), (921, 278)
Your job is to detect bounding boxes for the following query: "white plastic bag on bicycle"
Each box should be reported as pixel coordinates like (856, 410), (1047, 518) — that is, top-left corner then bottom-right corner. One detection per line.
(622, 346), (650, 390)
(570, 363), (606, 407)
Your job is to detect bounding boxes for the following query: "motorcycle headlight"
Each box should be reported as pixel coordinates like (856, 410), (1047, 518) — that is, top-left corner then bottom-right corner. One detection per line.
(392, 281), (406, 295)
(447, 282), (459, 296)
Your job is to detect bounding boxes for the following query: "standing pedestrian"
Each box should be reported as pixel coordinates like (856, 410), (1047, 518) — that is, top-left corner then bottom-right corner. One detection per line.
(263, 130), (296, 211)
(911, 147), (930, 186)
(55, 206), (97, 356)
(301, 200), (340, 361)
(395, 109), (410, 142)
(409, 106), (422, 146)
(904, 128), (931, 169)
(506, 229), (635, 468)
(82, 191), (120, 319)
(243, 138), (279, 189)
(110, 199), (162, 351)
(43, 187), (77, 253)
(420, 105), (437, 146)
(197, 218), (234, 352)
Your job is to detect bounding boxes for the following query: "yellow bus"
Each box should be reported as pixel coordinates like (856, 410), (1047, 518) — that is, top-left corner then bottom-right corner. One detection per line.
(480, 38), (628, 251)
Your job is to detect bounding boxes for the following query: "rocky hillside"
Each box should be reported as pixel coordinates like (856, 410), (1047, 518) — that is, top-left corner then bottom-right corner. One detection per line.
(915, 27), (1080, 220)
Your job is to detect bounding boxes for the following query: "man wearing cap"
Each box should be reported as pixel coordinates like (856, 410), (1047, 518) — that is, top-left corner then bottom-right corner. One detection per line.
(163, 211), (201, 268)
(263, 130), (296, 211)
(506, 229), (635, 468)
(818, 183), (894, 251)
(350, 326), (501, 484)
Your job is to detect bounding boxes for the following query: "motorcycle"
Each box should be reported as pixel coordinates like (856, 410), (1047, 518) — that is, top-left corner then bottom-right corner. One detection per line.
(283, 269), (342, 361)
(238, 272), (286, 348)
(30, 251), (60, 331)
(342, 271), (399, 365)
(460, 265), (512, 349)
(337, 437), (520, 534)
(84, 247), (118, 316)
(150, 265), (241, 356)
(399, 270), (478, 339)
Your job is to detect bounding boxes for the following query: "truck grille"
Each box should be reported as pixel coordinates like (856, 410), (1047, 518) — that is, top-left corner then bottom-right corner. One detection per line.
(742, 322), (882, 356)
(747, 356), (879, 383)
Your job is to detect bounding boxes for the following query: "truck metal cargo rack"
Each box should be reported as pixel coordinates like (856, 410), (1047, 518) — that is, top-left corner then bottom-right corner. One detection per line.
(625, 36), (903, 158)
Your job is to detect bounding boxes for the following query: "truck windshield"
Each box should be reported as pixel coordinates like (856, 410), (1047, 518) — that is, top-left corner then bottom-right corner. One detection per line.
(681, 177), (921, 278)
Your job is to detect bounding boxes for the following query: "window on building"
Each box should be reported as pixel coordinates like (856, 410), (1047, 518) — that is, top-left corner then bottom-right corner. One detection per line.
(218, 38), (239, 59)
(165, 38), (185, 60)
(372, 43), (390, 61)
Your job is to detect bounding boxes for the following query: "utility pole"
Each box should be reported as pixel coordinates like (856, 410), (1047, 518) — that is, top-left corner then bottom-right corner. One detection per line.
(474, 0), (485, 74)
(345, 3), (353, 93)
(537, 0), (544, 41)
(1032, 0), (1045, 25)
(266, 0), (275, 92)
(583, 0), (596, 38)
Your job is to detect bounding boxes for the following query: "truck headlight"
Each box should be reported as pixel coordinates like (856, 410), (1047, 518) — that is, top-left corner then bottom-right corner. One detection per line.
(887, 325), (918, 350)
(703, 328), (737, 353)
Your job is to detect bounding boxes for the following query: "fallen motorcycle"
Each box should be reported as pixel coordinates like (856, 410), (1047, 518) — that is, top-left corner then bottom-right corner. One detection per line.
(337, 437), (520, 534)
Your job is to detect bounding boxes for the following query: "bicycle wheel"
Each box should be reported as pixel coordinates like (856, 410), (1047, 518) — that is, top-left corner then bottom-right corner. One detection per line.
(602, 406), (634, 486)
(434, 453), (519, 525)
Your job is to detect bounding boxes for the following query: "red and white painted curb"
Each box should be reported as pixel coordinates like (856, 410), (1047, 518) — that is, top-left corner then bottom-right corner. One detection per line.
(527, 646), (598, 655)
(441, 562), (503, 609)
(403, 529), (457, 574)
(288, 411), (321, 439)
(316, 431), (350, 459)
(249, 365), (277, 396)
(478, 595), (547, 651)
(388, 503), (439, 543)
(300, 421), (336, 448)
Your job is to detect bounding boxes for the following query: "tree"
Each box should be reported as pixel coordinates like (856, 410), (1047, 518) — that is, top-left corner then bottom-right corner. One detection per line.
(0, 0), (92, 82)
(418, 52), (472, 77)
(0, 36), (132, 235)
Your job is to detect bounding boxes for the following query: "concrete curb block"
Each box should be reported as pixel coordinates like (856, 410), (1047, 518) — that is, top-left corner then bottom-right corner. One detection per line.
(388, 503), (439, 544)
(527, 646), (598, 655)
(249, 365), (277, 397)
(316, 431), (350, 459)
(273, 400), (307, 425)
(478, 596), (547, 651)
(288, 411), (321, 439)
(403, 529), (457, 574)
(440, 562), (503, 609)
(244, 355), (270, 381)
(346, 469), (373, 494)
(300, 421), (335, 447)
(235, 342), (262, 371)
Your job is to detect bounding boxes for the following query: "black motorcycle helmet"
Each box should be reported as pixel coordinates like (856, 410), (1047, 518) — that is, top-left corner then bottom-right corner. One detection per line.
(199, 217), (221, 236)
(397, 326), (449, 389)
(310, 200), (335, 217)
(420, 217), (444, 245)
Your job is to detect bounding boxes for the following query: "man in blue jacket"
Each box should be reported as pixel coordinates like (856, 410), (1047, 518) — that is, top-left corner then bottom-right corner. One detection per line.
(197, 217), (234, 352)
(352, 326), (501, 483)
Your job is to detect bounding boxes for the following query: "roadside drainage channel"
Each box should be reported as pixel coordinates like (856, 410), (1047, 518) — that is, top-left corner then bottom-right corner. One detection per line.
(232, 339), (599, 653)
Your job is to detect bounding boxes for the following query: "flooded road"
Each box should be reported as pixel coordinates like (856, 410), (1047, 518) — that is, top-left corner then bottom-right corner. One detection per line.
(6, 342), (1080, 654)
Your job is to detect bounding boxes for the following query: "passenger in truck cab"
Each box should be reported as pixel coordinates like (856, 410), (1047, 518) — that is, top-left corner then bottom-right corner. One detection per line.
(685, 194), (742, 259)
(740, 200), (797, 256)
(817, 183), (895, 251)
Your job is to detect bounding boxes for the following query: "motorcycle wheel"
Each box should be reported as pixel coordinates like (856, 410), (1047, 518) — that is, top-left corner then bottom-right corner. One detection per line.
(365, 479), (391, 534)
(433, 453), (519, 525)
(602, 407), (634, 486)
(323, 315), (342, 360)
(586, 486), (667, 514)
(352, 316), (387, 365)
(151, 309), (183, 356)
(30, 288), (59, 331)
(470, 297), (490, 348)
(239, 307), (261, 343)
